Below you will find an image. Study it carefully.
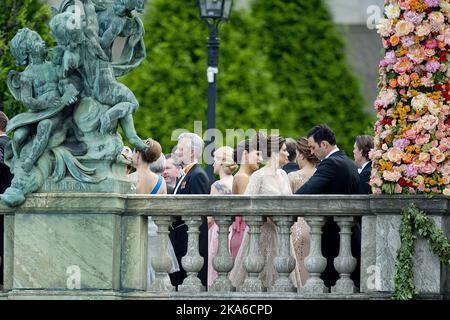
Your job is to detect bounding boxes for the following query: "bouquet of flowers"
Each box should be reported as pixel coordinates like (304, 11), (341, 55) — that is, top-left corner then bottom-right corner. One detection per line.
(372, 0), (450, 195)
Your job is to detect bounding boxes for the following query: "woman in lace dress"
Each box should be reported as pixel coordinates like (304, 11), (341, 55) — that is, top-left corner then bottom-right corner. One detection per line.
(229, 134), (291, 290)
(208, 146), (238, 287)
(288, 137), (320, 288)
(228, 137), (263, 259)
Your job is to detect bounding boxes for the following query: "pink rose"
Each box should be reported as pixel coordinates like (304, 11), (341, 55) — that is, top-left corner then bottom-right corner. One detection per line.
(420, 162), (436, 174)
(432, 153), (446, 163)
(397, 74), (410, 86)
(373, 187), (382, 195)
(394, 57), (414, 73)
(394, 184), (403, 193)
(407, 46), (426, 64)
(383, 170), (402, 182)
(370, 175), (383, 187)
(398, 0), (411, 10)
(419, 152), (431, 162)
(416, 134), (430, 145)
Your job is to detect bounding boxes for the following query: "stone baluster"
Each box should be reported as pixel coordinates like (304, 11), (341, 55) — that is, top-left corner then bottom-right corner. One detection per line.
(178, 216), (205, 292)
(239, 215), (265, 292)
(149, 216), (175, 292)
(269, 215), (296, 292)
(300, 216), (328, 294)
(332, 216), (357, 293)
(209, 216), (234, 292)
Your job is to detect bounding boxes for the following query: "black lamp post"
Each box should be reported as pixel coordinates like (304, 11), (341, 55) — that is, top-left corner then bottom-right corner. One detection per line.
(198, 0), (233, 183)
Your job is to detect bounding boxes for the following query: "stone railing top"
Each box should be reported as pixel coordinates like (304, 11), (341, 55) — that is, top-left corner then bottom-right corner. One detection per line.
(0, 193), (448, 216)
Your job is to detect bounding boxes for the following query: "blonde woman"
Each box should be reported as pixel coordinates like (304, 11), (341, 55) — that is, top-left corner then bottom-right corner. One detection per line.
(208, 146), (237, 287)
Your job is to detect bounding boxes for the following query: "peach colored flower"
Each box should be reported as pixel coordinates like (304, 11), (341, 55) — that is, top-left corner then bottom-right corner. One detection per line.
(398, 0), (411, 10)
(419, 152), (431, 162)
(397, 74), (410, 86)
(383, 170), (402, 182)
(389, 78), (398, 88)
(387, 147), (403, 163)
(429, 147), (441, 157)
(370, 174), (383, 187)
(432, 153), (446, 163)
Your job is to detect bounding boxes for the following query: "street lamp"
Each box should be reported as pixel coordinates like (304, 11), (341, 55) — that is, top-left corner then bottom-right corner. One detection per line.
(198, 0), (233, 183)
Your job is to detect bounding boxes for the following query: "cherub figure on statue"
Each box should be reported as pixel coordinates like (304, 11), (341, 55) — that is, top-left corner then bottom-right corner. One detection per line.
(7, 28), (80, 172)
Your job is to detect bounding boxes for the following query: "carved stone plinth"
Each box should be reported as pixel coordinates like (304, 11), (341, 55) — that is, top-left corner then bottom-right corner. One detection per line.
(331, 217), (357, 294)
(209, 216), (234, 292)
(178, 216), (205, 292)
(269, 216), (295, 292)
(239, 216), (264, 293)
(300, 217), (328, 294)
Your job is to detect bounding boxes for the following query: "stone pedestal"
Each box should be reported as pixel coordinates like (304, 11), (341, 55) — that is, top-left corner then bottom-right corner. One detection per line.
(3, 194), (149, 292)
(375, 215), (444, 294)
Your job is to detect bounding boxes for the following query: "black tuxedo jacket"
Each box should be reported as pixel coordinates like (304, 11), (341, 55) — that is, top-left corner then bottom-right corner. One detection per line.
(295, 150), (360, 194)
(295, 150), (360, 288)
(170, 163), (210, 288)
(358, 162), (372, 194)
(0, 162), (13, 194)
(174, 163), (210, 195)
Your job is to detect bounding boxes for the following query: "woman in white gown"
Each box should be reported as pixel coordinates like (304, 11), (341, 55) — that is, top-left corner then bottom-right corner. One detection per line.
(287, 137), (320, 288)
(229, 134), (291, 290)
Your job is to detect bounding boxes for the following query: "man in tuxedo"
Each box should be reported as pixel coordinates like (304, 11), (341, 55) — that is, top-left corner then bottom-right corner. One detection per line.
(163, 153), (181, 195)
(295, 124), (360, 289)
(353, 135), (373, 195)
(282, 138), (300, 174)
(169, 132), (210, 289)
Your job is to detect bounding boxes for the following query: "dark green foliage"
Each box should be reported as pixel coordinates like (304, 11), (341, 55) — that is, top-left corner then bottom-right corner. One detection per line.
(0, 0), (53, 116)
(122, 0), (281, 152)
(250, 0), (372, 153)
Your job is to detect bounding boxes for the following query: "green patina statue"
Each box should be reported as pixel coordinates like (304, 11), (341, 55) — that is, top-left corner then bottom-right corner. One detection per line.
(1, 0), (148, 206)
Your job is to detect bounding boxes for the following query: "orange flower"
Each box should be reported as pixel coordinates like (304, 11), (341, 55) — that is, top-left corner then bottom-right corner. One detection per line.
(402, 153), (414, 164)
(390, 35), (400, 46)
(389, 79), (398, 88)
(410, 73), (419, 81)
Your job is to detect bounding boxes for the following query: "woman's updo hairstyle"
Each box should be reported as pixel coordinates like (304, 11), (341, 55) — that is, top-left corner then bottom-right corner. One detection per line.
(214, 146), (238, 175)
(297, 137), (320, 166)
(140, 138), (162, 164)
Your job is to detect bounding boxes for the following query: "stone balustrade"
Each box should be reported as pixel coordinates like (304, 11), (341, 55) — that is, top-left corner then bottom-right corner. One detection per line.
(0, 194), (448, 299)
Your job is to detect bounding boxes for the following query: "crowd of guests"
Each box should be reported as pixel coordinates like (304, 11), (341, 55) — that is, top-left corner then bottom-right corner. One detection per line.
(120, 123), (374, 292)
(0, 111), (375, 291)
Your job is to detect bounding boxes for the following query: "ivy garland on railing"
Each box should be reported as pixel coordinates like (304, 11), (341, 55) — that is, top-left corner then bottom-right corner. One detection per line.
(393, 203), (450, 300)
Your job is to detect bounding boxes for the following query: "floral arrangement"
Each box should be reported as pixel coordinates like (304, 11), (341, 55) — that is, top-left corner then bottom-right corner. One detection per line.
(372, 0), (450, 195)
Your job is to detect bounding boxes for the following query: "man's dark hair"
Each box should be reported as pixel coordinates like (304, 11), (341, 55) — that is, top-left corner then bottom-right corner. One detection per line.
(355, 135), (374, 160)
(307, 124), (336, 146)
(0, 111), (8, 132)
(284, 138), (298, 162)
